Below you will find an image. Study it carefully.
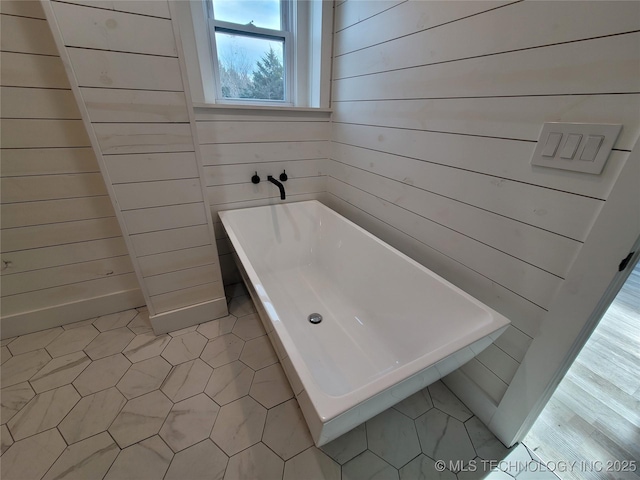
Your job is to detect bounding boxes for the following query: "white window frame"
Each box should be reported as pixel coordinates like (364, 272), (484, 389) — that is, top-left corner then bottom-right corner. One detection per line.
(206, 0), (295, 106)
(175, 0), (332, 109)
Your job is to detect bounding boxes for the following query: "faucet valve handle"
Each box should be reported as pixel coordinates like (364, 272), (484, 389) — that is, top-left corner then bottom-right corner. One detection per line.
(279, 170), (288, 182)
(251, 171), (260, 184)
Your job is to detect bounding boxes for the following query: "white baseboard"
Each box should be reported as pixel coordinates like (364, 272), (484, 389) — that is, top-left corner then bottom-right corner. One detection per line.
(149, 296), (229, 334)
(443, 368), (500, 437)
(0, 289), (145, 339)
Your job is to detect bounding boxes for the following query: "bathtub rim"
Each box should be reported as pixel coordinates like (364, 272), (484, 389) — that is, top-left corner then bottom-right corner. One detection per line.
(219, 199), (511, 423)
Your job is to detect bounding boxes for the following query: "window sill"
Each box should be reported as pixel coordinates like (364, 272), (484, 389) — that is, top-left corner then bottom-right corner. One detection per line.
(193, 102), (332, 114)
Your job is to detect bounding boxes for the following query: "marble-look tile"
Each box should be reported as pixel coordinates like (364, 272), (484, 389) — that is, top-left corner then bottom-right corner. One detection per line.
(165, 439), (228, 480)
(366, 408), (421, 468)
(73, 353), (131, 396)
(1, 349), (51, 388)
(59, 387), (127, 445)
(169, 325), (198, 337)
(7, 384), (79, 441)
(232, 313), (266, 341)
(42, 431), (120, 480)
(7, 328), (62, 355)
(204, 360), (254, 405)
(123, 332), (171, 363)
(263, 398), (314, 460)
(239, 335), (278, 370)
(393, 389), (433, 419)
(1, 382), (35, 424)
(1, 345), (12, 365)
(342, 450), (399, 480)
(161, 331), (207, 365)
(457, 457), (514, 480)
(466, 416), (510, 461)
(104, 435), (173, 480)
(93, 310), (139, 332)
(497, 444), (535, 477)
(45, 325), (99, 358)
(223, 442), (283, 480)
(225, 282), (248, 299)
(1, 424), (13, 454)
(127, 309), (153, 335)
(160, 358), (212, 402)
(210, 396), (266, 456)
(429, 381), (473, 422)
(228, 295), (256, 317)
(197, 315), (236, 339)
(249, 363), (293, 408)
(30, 351), (91, 393)
(62, 318), (96, 330)
(399, 454), (457, 480)
(284, 447), (341, 480)
(0, 428), (67, 480)
(160, 393), (220, 452)
(109, 390), (173, 448)
(515, 465), (559, 480)
(415, 408), (476, 468)
(201, 333), (245, 368)
(85, 327), (136, 361)
(116, 356), (172, 399)
(321, 423), (367, 465)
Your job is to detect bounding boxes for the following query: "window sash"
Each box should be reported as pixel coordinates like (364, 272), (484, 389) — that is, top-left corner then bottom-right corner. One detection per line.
(206, 2), (294, 105)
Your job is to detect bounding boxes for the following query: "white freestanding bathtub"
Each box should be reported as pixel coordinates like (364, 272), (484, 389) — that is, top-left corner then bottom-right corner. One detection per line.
(219, 200), (509, 446)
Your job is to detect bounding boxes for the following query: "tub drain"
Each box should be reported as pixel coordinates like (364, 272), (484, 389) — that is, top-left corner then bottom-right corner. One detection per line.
(308, 313), (323, 324)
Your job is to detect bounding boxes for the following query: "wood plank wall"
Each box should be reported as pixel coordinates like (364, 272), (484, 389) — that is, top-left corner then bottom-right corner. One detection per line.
(0, 0), (144, 337)
(327, 0), (640, 405)
(195, 109), (330, 285)
(40, 0), (227, 331)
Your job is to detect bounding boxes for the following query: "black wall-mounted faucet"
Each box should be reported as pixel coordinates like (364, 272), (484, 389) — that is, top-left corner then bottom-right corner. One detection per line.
(267, 175), (286, 200)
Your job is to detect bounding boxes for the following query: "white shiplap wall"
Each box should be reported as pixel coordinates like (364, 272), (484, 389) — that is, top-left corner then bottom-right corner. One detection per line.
(196, 108), (330, 284)
(41, 0), (228, 333)
(0, 1), (144, 337)
(328, 0), (640, 405)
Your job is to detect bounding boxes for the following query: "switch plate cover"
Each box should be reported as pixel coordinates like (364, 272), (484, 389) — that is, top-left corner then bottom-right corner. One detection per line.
(531, 123), (622, 174)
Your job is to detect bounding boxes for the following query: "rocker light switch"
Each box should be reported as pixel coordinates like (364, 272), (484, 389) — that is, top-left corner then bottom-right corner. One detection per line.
(580, 135), (604, 162)
(542, 132), (562, 157)
(531, 122), (622, 175)
(560, 134), (582, 159)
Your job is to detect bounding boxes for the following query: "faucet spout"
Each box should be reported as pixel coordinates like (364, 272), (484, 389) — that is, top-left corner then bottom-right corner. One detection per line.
(267, 175), (286, 200)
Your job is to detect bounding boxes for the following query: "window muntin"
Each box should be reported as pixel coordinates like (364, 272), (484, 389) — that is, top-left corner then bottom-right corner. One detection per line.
(207, 0), (293, 104)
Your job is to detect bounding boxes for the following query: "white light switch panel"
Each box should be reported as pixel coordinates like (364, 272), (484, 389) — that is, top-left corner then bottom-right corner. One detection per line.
(531, 123), (622, 175)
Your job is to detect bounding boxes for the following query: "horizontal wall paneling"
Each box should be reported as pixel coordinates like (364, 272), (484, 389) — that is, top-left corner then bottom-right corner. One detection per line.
(122, 203), (208, 235)
(0, 148), (99, 177)
(51, 1), (177, 57)
(334, 2), (640, 79)
(197, 120), (331, 144)
(0, 51), (70, 88)
(1, 86), (80, 119)
(1, 196), (114, 228)
(67, 48), (183, 91)
(332, 123), (622, 201)
(81, 87), (189, 123)
(0, 14), (58, 55)
(94, 123), (194, 154)
(0, 238), (129, 276)
(1, 173), (107, 203)
(1, 255), (134, 297)
(200, 141), (328, 166)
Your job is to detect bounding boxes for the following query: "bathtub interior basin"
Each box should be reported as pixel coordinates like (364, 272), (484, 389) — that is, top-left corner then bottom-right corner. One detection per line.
(219, 200), (510, 445)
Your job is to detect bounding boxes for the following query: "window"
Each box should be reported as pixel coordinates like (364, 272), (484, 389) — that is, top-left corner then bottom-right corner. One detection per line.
(178, 0), (332, 108)
(206, 0), (293, 104)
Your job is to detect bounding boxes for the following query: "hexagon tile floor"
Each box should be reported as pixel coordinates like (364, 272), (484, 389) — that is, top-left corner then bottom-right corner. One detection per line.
(0, 284), (560, 480)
